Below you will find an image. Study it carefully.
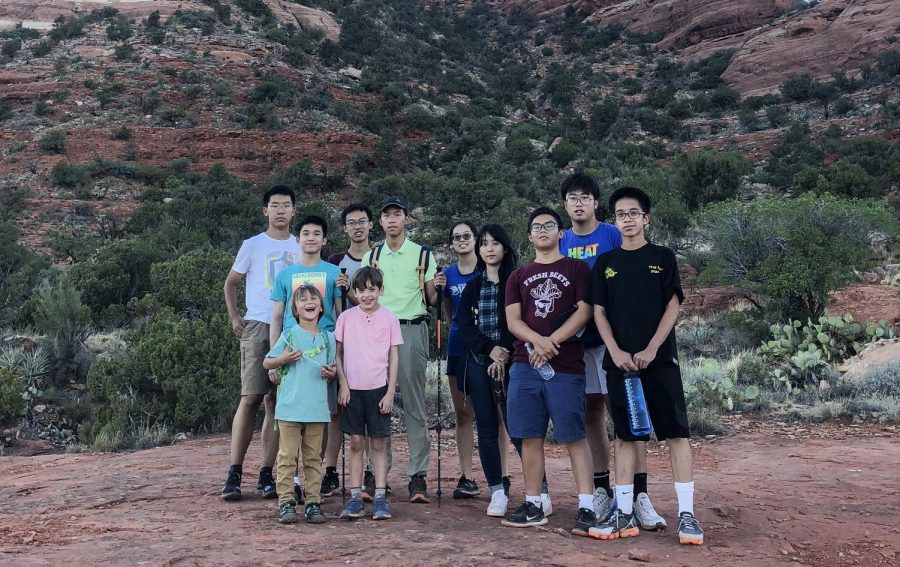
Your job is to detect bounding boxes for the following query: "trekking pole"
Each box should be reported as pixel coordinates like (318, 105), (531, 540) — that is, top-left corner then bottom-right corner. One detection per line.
(434, 265), (444, 508)
(340, 267), (348, 504)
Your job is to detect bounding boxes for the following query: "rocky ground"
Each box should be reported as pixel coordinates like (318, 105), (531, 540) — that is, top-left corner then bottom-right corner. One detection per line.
(1, 420), (898, 566)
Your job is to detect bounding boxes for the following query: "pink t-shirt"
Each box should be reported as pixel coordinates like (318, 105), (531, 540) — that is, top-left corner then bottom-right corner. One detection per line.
(334, 305), (404, 390)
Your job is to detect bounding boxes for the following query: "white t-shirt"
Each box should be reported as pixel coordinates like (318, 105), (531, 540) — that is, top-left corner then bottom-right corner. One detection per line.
(232, 232), (300, 323)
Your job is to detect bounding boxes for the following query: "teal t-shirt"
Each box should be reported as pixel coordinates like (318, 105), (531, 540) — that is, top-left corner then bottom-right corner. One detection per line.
(271, 261), (343, 333)
(267, 326), (336, 423)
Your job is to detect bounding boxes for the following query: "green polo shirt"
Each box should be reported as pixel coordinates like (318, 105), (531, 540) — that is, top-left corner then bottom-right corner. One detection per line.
(362, 237), (436, 320)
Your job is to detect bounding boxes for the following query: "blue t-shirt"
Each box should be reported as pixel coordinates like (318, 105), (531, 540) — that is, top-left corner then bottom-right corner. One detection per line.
(560, 222), (622, 269)
(267, 326), (335, 423)
(271, 261), (343, 333)
(445, 263), (480, 358)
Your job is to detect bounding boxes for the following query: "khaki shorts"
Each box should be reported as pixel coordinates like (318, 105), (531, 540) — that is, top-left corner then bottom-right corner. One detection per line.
(240, 320), (273, 396)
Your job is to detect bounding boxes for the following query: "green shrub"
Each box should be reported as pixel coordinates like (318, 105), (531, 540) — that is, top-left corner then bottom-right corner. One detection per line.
(51, 161), (92, 188)
(781, 74), (814, 102)
(29, 277), (91, 381)
(106, 16), (132, 41)
(688, 49), (735, 90)
(2, 38), (21, 59)
(549, 138), (580, 167)
(38, 130), (67, 154)
(588, 98), (620, 140)
(113, 43), (134, 62)
(876, 50), (900, 77)
(672, 149), (750, 210)
(765, 105), (789, 128)
(814, 160), (881, 198)
(709, 85), (741, 110)
(110, 126), (131, 140)
(0, 368), (24, 425)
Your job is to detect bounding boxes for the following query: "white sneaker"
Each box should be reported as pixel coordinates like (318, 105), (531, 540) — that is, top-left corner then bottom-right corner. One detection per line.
(486, 490), (509, 517)
(592, 487), (616, 521)
(540, 492), (553, 516)
(633, 492), (666, 530)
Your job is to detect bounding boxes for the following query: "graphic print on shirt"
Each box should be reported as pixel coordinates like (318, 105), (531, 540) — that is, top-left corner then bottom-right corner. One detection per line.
(290, 271), (327, 297)
(449, 283), (467, 298)
(530, 278), (562, 318)
(266, 250), (298, 290)
(565, 243), (599, 261)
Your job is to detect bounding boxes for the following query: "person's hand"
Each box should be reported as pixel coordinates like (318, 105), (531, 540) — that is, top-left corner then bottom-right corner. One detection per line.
(338, 385), (350, 406)
(279, 346), (303, 366)
(336, 273), (350, 292)
(230, 315), (246, 337)
(531, 336), (559, 359)
(487, 361), (505, 380)
(379, 390), (395, 414)
(320, 364), (337, 380)
(268, 369), (281, 385)
(433, 271), (447, 289)
(489, 346), (509, 365)
(528, 349), (547, 369)
(610, 348), (638, 372)
(633, 346), (658, 370)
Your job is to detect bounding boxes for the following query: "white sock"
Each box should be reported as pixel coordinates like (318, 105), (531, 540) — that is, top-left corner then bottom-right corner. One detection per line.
(293, 475), (300, 485)
(578, 493), (593, 510)
(615, 484), (634, 515)
(526, 494), (542, 508)
(675, 481), (695, 516)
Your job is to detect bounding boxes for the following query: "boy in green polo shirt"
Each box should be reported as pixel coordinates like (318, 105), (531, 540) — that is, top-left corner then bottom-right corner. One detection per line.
(362, 196), (440, 503)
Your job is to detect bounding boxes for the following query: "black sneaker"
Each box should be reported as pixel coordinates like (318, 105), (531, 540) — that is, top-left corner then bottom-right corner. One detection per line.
(293, 483), (305, 505)
(305, 502), (326, 524)
(362, 470), (375, 502)
(572, 507), (598, 537)
(257, 469), (277, 499)
(279, 500), (299, 524)
(320, 469), (340, 497)
(501, 501), (547, 528)
(408, 473), (430, 503)
(452, 475), (481, 499)
(502, 476), (511, 497)
(221, 471), (242, 501)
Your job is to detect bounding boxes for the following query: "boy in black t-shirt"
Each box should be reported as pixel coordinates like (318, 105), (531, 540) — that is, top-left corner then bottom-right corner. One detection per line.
(587, 187), (704, 546)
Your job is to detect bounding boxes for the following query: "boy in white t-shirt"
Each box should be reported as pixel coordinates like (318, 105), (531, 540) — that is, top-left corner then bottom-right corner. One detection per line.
(221, 185), (300, 501)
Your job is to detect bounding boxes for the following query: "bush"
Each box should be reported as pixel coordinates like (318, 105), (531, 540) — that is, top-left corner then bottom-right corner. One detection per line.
(876, 51), (900, 78)
(0, 368), (24, 425)
(781, 74), (814, 102)
(549, 138), (580, 167)
(51, 161), (91, 188)
(688, 49), (735, 90)
(106, 16), (132, 41)
(672, 149), (750, 210)
(2, 39), (21, 59)
(834, 95), (855, 116)
(709, 85), (741, 110)
(29, 277), (92, 382)
(38, 130), (67, 154)
(113, 43), (134, 62)
(588, 98), (620, 140)
(765, 105), (789, 128)
(815, 160), (881, 198)
(110, 126), (131, 140)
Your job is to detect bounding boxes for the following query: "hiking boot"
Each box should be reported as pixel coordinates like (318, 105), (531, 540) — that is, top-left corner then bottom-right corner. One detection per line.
(634, 492), (666, 530)
(339, 496), (366, 520)
(221, 471), (242, 501)
(588, 509), (640, 540)
(408, 474), (429, 503)
(572, 507), (598, 537)
(257, 469), (277, 499)
(372, 497), (392, 520)
(677, 512), (704, 545)
(502, 476), (511, 497)
(501, 501), (547, 528)
(592, 487), (616, 522)
(305, 502), (326, 524)
(320, 469), (340, 497)
(452, 475), (480, 499)
(540, 492), (553, 516)
(293, 483), (304, 505)
(278, 501), (299, 524)
(362, 470), (375, 502)
(486, 490), (509, 517)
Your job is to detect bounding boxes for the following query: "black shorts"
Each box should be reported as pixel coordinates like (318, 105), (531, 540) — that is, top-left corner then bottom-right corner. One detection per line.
(340, 386), (391, 438)
(606, 362), (690, 442)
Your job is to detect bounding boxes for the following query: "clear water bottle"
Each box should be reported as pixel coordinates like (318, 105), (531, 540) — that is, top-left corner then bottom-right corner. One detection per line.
(624, 372), (652, 436)
(525, 342), (555, 380)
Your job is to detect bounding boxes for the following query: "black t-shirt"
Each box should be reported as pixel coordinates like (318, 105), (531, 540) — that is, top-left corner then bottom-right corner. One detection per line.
(588, 243), (684, 369)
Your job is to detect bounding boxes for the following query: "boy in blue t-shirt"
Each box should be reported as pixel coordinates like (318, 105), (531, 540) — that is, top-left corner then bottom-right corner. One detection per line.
(265, 284), (337, 524)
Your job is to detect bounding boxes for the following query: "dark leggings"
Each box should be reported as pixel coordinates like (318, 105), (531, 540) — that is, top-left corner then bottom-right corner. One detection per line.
(461, 356), (504, 487)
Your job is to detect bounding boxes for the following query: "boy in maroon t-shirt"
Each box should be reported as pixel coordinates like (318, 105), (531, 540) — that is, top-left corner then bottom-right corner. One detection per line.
(501, 207), (597, 537)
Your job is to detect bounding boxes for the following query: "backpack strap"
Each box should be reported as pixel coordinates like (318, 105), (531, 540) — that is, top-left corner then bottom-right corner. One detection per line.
(416, 245), (431, 306)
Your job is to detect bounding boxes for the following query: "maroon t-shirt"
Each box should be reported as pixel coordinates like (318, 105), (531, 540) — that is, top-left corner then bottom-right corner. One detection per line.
(504, 257), (590, 374)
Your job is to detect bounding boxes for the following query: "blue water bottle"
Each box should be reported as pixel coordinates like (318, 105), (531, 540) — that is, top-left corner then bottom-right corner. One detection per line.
(624, 372), (652, 436)
(525, 342), (555, 380)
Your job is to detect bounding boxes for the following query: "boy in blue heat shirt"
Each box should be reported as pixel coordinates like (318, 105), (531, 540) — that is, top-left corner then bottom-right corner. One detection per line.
(559, 171), (663, 530)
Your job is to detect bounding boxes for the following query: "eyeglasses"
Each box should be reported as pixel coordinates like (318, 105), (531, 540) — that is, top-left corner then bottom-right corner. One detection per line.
(267, 203), (293, 211)
(345, 219), (369, 228)
(452, 233), (473, 242)
(530, 222), (558, 233)
(614, 209), (646, 221)
(565, 195), (594, 206)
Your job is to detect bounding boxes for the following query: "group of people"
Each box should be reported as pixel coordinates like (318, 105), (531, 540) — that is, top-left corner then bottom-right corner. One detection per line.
(219, 171), (704, 546)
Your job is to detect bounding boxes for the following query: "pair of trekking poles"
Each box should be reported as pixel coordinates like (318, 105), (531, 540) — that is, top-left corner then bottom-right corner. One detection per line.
(338, 267), (448, 508)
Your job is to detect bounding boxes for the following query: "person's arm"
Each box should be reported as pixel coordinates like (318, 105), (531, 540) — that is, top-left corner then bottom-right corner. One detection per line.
(379, 344), (399, 414)
(549, 300), (591, 345)
(224, 270), (245, 337)
(270, 301), (285, 348)
(634, 295), (680, 369)
(336, 341), (350, 406)
(594, 305), (637, 372)
(505, 302), (559, 360)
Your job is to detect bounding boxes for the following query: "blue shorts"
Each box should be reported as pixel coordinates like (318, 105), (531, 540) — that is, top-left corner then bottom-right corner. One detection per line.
(506, 362), (586, 444)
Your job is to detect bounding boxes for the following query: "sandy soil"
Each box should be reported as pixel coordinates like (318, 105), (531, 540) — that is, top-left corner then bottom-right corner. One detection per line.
(1, 421), (899, 566)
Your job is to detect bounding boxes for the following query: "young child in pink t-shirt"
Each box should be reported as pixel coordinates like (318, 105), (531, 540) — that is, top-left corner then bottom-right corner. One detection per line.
(335, 267), (403, 520)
